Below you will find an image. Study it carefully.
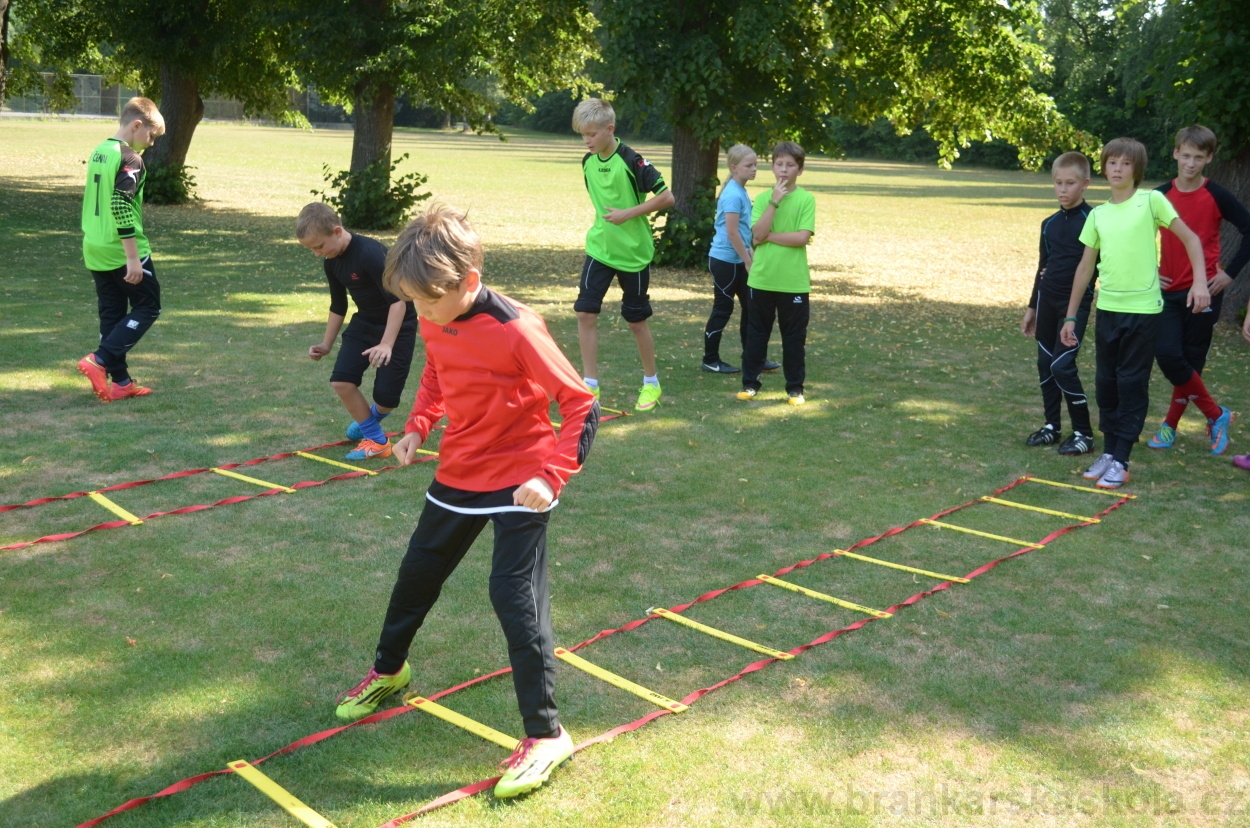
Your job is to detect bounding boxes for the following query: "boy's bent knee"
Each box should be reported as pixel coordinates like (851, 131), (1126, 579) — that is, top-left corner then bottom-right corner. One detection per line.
(1154, 355), (1192, 387)
(621, 302), (653, 324)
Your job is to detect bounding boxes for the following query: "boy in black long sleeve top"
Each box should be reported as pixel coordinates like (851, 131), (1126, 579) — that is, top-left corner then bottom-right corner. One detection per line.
(297, 203), (417, 459)
(1021, 152), (1097, 456)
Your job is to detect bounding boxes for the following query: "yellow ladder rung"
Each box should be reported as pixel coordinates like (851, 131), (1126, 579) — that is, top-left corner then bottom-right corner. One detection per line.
(415, 448), (440, 456)
(554, 647), (688, 713)
(833, 550), (969, 584)
(405, 695), (519, 751)
(648, 607), (793, 660)
(756, 574), (893, 618)
(211, 468), (296, 493)
(1024, 477), (1137, 499)
(919, 519), (1044, 549)
(980, 496), (1099, 523)
(87, 491), (143, 525)
(227, 760), (337, 828)
(294, 451), (377, 476)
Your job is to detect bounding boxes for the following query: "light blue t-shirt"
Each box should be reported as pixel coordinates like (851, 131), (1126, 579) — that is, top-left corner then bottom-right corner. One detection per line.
(708, 179), (753, 263)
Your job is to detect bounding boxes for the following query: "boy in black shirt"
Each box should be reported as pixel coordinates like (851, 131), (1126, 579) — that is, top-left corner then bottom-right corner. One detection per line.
(297, 203), (417, 459)
(1021, 152), (1097, 456)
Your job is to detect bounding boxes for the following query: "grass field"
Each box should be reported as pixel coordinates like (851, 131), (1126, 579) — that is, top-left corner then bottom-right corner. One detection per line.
(1, 119), (1248, 828)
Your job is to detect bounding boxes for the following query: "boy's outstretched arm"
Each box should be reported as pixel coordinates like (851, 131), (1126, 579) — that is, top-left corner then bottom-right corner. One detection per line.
(509, 318), (599, 510)
(396, 359), (444, 466)
(1166, 217), (1211, 312)
(361, 300), (406, 367)
(603, 189), (675, 225)
(1060, 246), (1099, 347)
(310, 312), (345, 360)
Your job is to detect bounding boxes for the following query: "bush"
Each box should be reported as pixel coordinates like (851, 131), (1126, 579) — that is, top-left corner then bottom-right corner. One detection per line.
(144, 163), (198, 205)
(651, 176), (718, 267)
(315, 152), (431, 230)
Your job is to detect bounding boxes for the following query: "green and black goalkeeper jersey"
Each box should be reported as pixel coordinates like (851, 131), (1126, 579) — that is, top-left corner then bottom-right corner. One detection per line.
(82, 138), (150, 271)
(581, 139), (667, 271)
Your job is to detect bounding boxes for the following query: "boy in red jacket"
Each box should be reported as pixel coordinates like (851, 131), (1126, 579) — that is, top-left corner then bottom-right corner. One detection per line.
(334, 205), (599, 799)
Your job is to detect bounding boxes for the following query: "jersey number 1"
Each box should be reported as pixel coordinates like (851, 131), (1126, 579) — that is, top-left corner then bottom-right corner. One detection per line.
(93, 173), (102, 216)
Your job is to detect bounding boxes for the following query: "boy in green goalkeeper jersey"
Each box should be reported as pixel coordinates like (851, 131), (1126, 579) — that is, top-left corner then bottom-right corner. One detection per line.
(78, 97), (165, 402)
(571, 99), (675, 411)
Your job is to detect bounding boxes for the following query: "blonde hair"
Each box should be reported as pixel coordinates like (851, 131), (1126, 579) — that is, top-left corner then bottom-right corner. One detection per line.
(1174, 125), (1218, 156)
(385, 204), (485, 299)
(726, 143), (756, 169)
(120, 97), (164, 133)
(572, 99), (615, 132)
(1052, 151), (1090, 180)
(1101, 138), (1148, 187)
(296, 202), (341, 240)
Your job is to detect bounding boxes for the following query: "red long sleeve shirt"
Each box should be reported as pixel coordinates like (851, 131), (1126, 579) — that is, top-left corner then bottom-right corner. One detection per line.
(405, 287), (598, 498)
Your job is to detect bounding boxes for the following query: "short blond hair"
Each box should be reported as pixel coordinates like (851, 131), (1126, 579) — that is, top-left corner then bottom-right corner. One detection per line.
(385, 204), (485, 299)
(1101, 138), (1148, 187)
(1175, 125), (1218, 156)
(120, 97), (164, 133)
(1052, 151), (1090, 180)
(296, 202), (341, 240)
(572, 99), (614, 132)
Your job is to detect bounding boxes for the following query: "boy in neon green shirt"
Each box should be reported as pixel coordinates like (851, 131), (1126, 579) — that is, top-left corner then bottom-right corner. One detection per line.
(571, 99), (675, 412)
(737, 142), (816, 405)
(77, 97), (165, 402)
(1060, 138), (1208, 489)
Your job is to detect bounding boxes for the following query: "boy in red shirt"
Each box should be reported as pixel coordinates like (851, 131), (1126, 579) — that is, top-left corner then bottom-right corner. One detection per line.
(334, 205), (599, 799)
(1148, 125), (1250, 454)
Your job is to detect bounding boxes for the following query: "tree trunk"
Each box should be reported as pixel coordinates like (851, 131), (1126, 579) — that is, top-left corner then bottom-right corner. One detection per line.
(144, 62), (204, 172)
(350, 79), (395, 173)
(1211, 147), (1250, 324)
(669, 124), (720, 220)
(0, 0), (11, 109)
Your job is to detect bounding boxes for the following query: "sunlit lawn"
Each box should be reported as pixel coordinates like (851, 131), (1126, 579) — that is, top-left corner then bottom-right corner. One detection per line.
(1, 119), (1247, 827)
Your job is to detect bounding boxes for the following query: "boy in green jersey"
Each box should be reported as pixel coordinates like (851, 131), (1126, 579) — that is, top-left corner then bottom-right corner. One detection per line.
(737, 142), (817, 405)
(1059, 138), (1209, 489)
(571, 99), (675, 411)
(78, 97), (165, 402)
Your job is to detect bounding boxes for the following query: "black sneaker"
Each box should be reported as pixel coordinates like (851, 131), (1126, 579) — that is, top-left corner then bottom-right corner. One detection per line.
(1057, 432), (1095, 456)
(701, 360), (740, 374)
(762, 360), (781, 372)
(1025, 424), (1061, 446)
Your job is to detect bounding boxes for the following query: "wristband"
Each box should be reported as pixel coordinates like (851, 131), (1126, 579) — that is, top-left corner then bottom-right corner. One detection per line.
(769, 200), (782, 208)
(1063, 317), (1078, 323)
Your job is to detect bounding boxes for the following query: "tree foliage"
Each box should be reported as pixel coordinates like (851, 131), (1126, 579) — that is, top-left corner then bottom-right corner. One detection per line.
(290, 0), (596, 227)
(9, 0), (299, 201)
(598, 0), (1092, 264)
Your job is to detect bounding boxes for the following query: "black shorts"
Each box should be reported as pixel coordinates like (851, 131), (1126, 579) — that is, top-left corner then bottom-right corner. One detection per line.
(574, 256), (653, 322)
(330, 314), (417, 409)
(1155, 288), (1222, 360)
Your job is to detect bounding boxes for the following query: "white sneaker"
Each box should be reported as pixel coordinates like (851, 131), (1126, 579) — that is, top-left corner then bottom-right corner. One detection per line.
(1096, 460), (1130, 490)
(1082, 453), (1114, 480)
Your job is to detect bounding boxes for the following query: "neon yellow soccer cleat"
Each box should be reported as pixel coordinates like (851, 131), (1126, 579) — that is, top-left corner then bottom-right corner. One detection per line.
(335, 662), (411, 720)
(494, 726), (575, 798)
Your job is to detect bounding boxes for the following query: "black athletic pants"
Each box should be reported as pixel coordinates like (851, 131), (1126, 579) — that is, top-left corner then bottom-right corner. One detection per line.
(1155, 289), (1223, 386)
(742, 287), (808, 395)
(1035, 291), (1092, 435)
(91, 257), (161, 384)
(374, 493), (558, 738)
(703, 257), (749, 363)
(1094, 309), (1161, 464)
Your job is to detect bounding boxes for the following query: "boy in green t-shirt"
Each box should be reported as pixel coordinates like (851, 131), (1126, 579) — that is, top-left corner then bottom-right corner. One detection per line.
(571, 99), (675, 412)
(77, 97), (165, 402)
(1059, 138), (1209, 489)
(737, 142), (817, 405)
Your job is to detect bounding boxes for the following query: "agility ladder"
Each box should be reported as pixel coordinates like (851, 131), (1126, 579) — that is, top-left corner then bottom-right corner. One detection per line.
(75, 474), (1132, 828)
